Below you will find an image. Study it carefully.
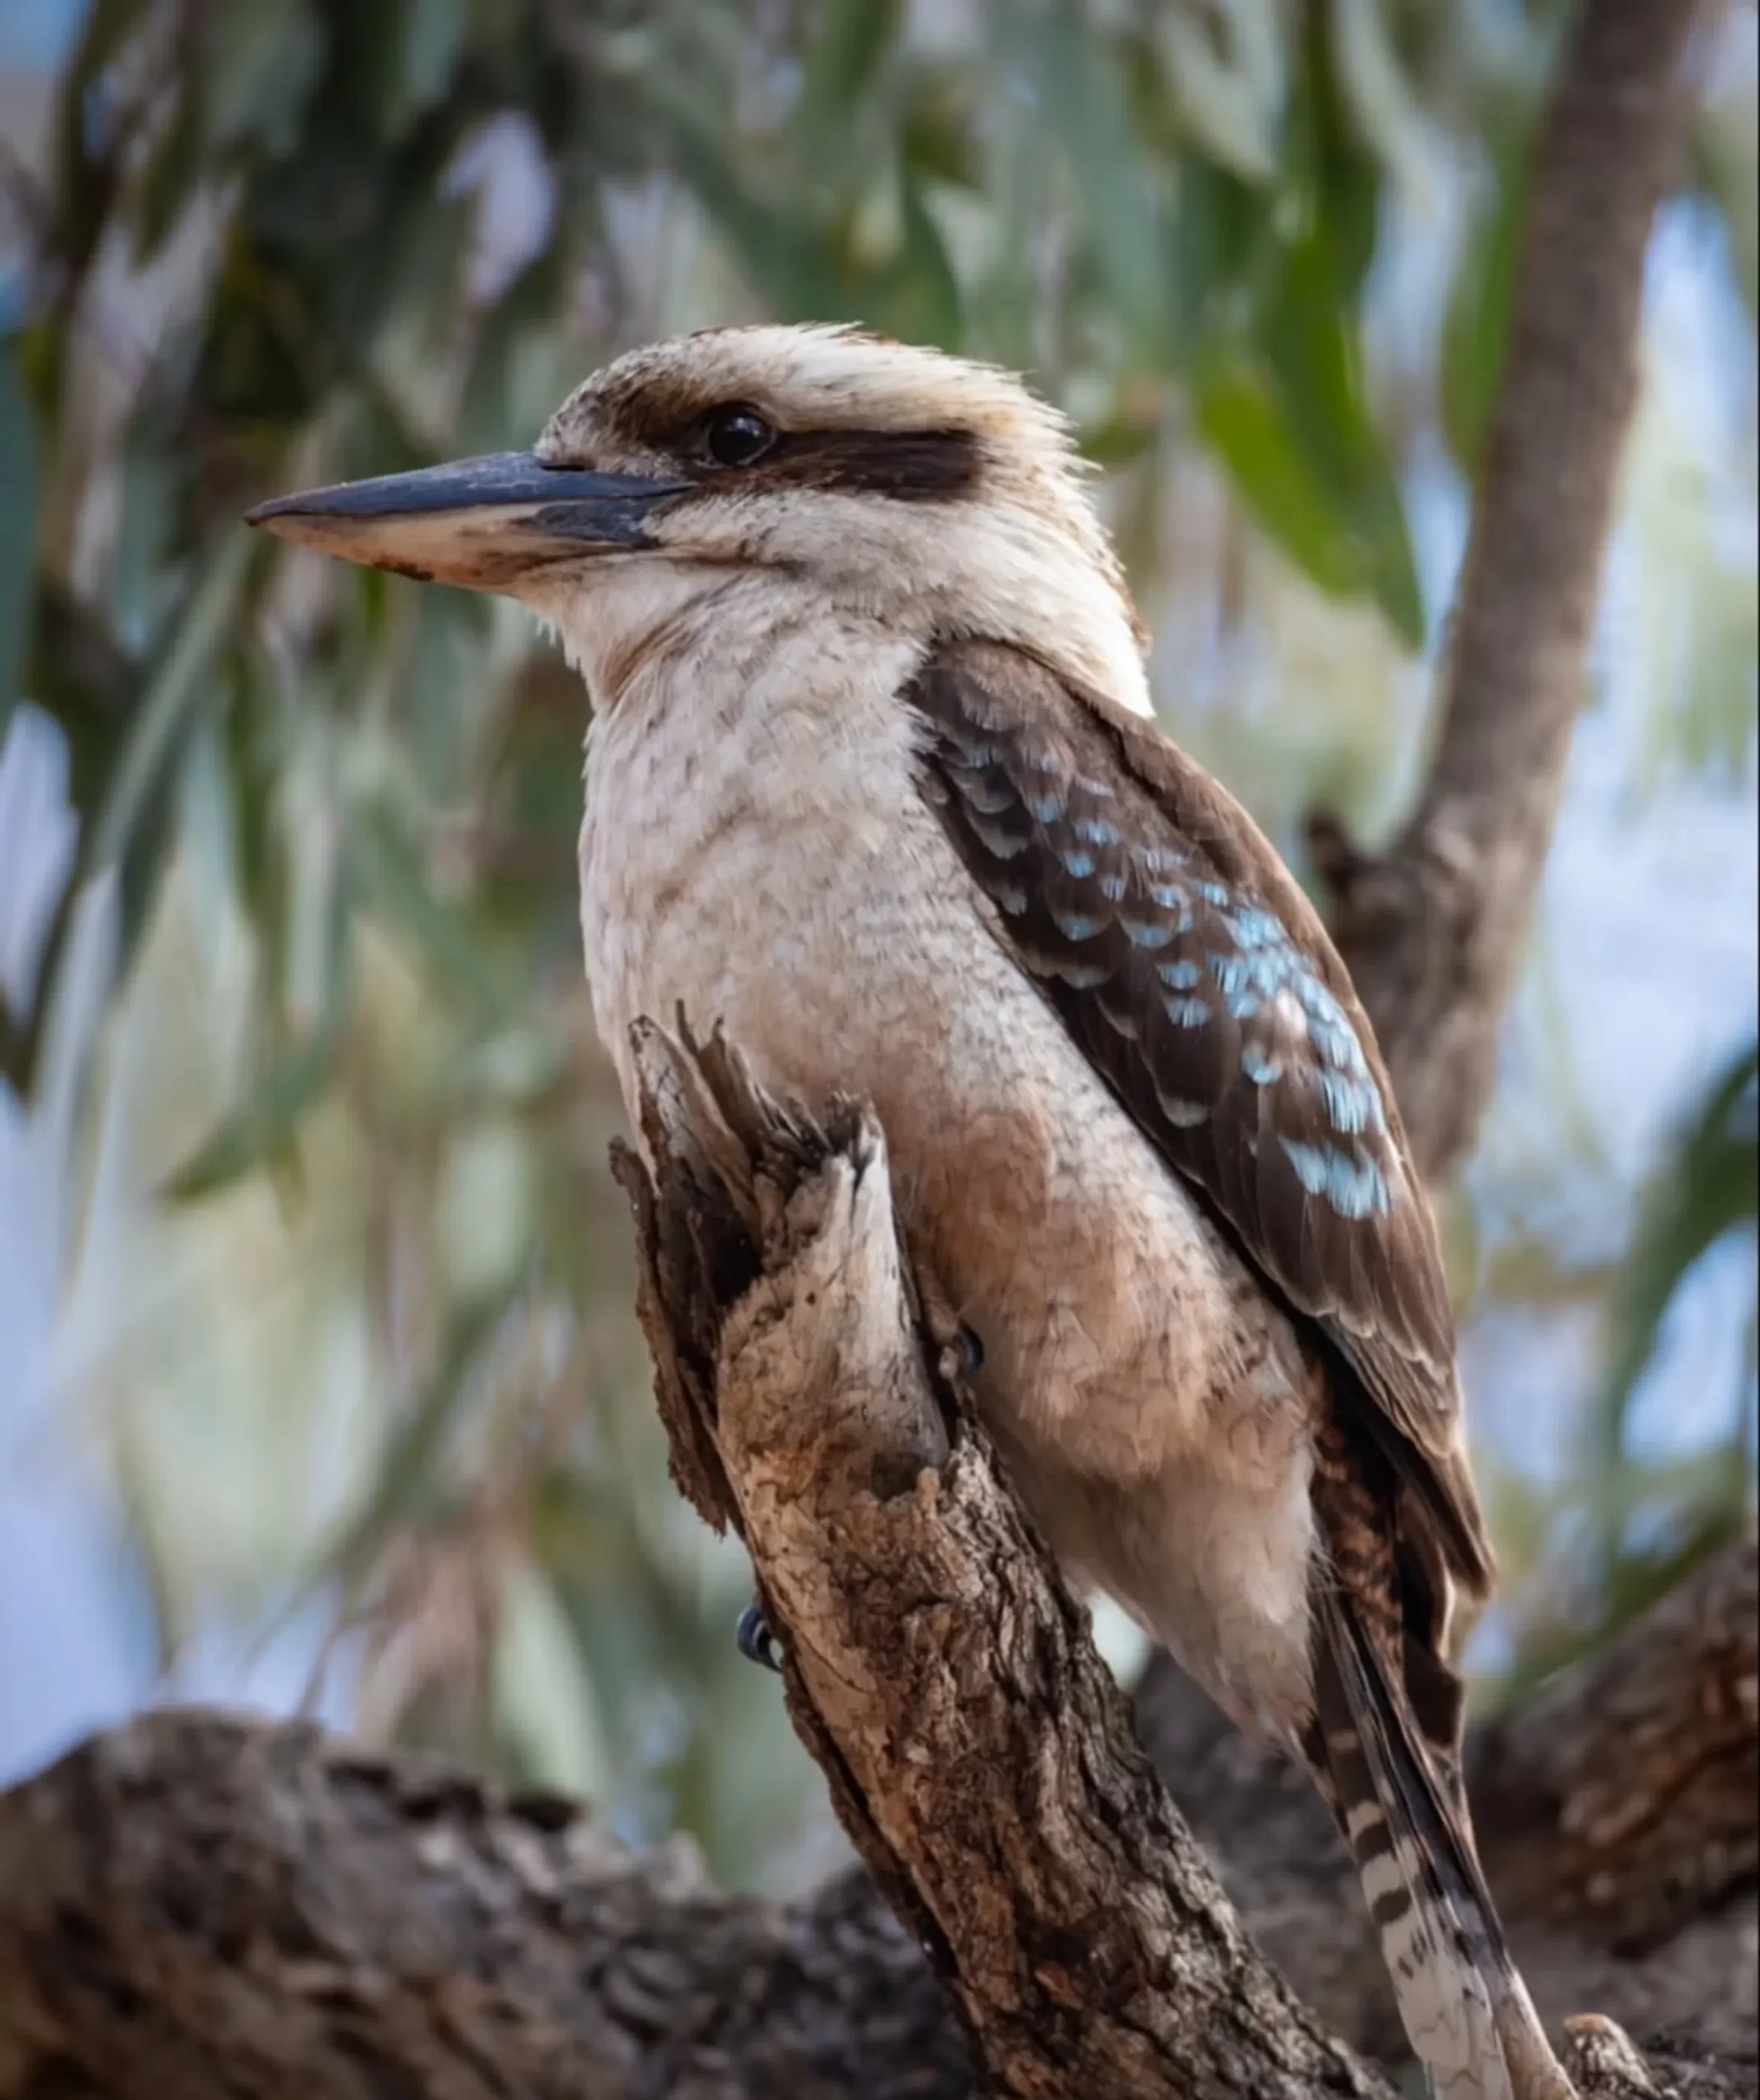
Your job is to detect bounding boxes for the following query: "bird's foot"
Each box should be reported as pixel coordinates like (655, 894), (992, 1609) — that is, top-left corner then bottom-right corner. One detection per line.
(736, 1601), (782, 1673)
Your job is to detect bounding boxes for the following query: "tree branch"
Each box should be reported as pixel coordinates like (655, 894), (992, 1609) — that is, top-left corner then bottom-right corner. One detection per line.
(609, 1016), (1388, 2100)
(1311, 0), (1707, 1176)
(0, 1028), (1749, 2094)
(0, 1427), (1750, 2098)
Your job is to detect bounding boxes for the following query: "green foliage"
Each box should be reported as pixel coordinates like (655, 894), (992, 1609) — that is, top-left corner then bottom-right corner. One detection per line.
(0, 336), (39, 746)
(2, 0), (1753, 1881)
(3, 0), (1455, 1099)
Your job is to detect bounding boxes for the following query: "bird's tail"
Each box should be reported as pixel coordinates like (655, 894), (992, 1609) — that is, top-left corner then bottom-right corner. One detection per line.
(1311, 1584), (1576, 2100)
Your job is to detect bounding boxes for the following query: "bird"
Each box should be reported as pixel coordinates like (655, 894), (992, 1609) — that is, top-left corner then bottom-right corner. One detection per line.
(248, 322), (1576, 2100)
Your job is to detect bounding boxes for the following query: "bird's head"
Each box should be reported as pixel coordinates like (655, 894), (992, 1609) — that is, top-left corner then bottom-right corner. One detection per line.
(248, 323), (1149, 708)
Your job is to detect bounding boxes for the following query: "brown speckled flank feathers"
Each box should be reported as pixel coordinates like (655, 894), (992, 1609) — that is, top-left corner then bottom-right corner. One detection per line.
(909, 638), (1492, 1600)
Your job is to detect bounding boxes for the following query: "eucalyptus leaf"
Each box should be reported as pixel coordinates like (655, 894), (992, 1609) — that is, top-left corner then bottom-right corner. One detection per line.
(1194, 362), (1366, 604)
(202, 0), (326, 154)
(1442, 129), (1533, 477)
(91, 532), (257, 875)
(320, 1282), (527, 1596)
(0, 334), (40, 748)
(1598, 1043), (1758, 1459)
(794, 0), (902, 166)
(1014, 2), (1170, 354)
(158, 869), (353, 1203)
(353, 801), (521, 1020)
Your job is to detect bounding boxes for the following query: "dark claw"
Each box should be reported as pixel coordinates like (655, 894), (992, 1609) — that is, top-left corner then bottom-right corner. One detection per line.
(736, 1602), (782, 1673)
(957, 1322), (984, 1378)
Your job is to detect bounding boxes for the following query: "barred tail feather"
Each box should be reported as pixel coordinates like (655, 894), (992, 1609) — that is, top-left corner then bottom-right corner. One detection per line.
(1314, 1586), (1575, 2100)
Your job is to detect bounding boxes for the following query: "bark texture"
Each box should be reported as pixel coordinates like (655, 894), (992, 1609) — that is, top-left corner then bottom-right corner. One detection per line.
(0, 1039), (1751, 2098)
(1310, 0), (1706, 1178)
(608, 1017), (1385, 2100)
(0, 1408), (1751, 2100)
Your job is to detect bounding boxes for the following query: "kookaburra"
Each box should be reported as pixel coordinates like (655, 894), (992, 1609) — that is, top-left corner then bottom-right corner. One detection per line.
(250, 323), (1575, 2100)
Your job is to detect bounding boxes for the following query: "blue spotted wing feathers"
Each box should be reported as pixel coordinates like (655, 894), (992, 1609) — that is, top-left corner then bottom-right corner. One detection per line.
(908, 637), (1493, 1600)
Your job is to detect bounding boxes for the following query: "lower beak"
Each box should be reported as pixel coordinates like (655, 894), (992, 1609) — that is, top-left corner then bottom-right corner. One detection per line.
(244, 453), (691, 591)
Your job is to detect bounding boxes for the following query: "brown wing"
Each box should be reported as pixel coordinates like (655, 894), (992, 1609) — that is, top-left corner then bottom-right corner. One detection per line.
(909, 637), (1493, 1598)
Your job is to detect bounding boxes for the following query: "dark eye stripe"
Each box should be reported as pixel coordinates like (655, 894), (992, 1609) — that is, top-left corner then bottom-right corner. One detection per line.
(745, 427), (982, 501)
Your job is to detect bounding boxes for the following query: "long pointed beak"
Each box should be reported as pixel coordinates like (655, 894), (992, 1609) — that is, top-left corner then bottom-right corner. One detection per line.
(245, 453), (691, 591)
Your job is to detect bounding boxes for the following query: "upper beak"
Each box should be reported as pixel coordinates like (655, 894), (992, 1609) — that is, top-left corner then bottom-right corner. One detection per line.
(244, 452), (691, 591)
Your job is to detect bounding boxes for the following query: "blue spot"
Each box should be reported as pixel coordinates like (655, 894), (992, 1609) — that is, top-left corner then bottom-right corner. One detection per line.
(1077, 774), (1116, 800)
(1196, 880), (1230, 906)
(1242, 1045), (1283, 1085)
(1307, 1016), (1361, 1071)
(1227, 992), (1261, 1020)
(1051, 906), (1104, 941)
(1293, 982), (1366, 1072)
(1280, 1139), (1392, 1219)
(1121, 917), (1173, 950)
(1024, 747), (1061, 774)
(1156, 959), (1202, 990)
(1030, 794), (1065, 824)
(1154, 1084), (1209, 1127)
(1060, 847), (1096, 879)
(1164, 996), (1211, 1029)
(1318, 1070), (1382, 1135)
(1229, 906), (1286, 952)
(954, 741), (999, 769)
(1148, 884), (1191, 920)
(1099, 872), (1128, 902)
(1142, 845), (1186, 874)
(1075, 816), (1120, 846)
(970, 813), (1029, 862)
(1208, 955), (1250, 1000)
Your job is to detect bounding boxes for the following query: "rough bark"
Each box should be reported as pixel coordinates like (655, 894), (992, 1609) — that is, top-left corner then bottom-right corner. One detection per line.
(0, 1690), (1749, 2100)
(0, 1431), (1751, 2100)
(1309, 0), (1706, 1178)
(0, 1708), (969, 2100)
(606, 1017), (1386, 2100)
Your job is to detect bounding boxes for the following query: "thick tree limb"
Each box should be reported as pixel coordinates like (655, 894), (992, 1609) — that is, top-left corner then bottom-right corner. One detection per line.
(0, 1709), (970, 2100)
(0, 1685), (1748, 2100)
(1311, 0), (1706, 1176)
(0, 1454), (1750, 2098)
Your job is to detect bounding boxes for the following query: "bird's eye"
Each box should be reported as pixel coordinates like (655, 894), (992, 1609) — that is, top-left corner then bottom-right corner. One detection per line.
(704, 405), (777, 468)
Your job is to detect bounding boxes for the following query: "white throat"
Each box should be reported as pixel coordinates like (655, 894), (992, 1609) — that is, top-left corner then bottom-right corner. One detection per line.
(552, 523), (1151, 1112)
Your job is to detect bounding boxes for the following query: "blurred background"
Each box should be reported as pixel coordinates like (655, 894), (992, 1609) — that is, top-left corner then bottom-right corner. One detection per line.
(0, 0), (1753, 1898)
